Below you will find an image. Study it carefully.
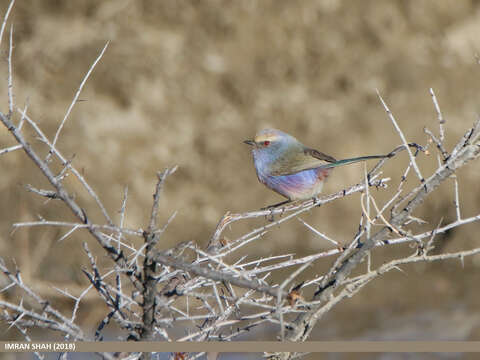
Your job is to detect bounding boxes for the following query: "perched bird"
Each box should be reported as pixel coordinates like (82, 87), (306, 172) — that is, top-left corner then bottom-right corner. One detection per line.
(244, 128), (388, 206)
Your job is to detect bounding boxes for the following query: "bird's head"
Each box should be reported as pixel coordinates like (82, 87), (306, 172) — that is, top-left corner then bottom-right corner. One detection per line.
(243, 129), (299, 157)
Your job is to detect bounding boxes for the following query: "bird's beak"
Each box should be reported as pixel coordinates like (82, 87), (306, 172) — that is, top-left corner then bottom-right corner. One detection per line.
(243, 139), (255, 146)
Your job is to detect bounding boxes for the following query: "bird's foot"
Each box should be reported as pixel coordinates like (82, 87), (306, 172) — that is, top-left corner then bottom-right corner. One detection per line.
(261, 200), (292, 221)
(261, 200), (291, 210)
(266, 211), (275, 222)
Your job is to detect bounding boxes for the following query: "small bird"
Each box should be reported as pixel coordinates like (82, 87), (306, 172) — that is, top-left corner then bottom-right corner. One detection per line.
(244, 129), (388, 206)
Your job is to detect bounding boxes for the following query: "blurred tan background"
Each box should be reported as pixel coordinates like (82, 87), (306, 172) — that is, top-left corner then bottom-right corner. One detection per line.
(1, 0), (480, 347)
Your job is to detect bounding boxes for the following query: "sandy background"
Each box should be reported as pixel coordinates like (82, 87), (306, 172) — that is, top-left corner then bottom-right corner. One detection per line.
(1, 0), (480, 350)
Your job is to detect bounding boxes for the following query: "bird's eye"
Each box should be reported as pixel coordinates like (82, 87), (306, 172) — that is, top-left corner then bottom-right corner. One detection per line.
(263, 140), (270, 146)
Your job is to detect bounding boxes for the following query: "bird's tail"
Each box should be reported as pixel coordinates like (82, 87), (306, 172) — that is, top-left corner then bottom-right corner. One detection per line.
(319, 155), (389, 169)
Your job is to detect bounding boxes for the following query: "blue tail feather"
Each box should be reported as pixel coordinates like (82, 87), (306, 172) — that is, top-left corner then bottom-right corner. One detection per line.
(319, 155), (387, 169)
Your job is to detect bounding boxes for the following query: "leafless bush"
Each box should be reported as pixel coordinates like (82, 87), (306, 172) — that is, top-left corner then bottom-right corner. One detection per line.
(1, 2), (480, 360)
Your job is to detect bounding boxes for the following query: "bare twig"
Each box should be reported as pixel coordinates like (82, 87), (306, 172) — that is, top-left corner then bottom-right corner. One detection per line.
(141, 167), (178, 344)
(430, 88), (446, 144)
(48, 42), (110, 161)
(424, 127), (448, 161)
(2, 3), (480, 353)
(208, 176), (390, 253)
(19, 109), (114, 224)
(153, 250), (284, 298)
(0, 144), (21, 156)
(377, 89), (424, 182)
(13, 220), (143, 237)
(7, 23), (14, 116)
(453, 175), (461, 220)
(0, 0), (14, 48)
(281, 119), (480, 349)
(298, 218), (340, 247)
(1, 110), (144, 295)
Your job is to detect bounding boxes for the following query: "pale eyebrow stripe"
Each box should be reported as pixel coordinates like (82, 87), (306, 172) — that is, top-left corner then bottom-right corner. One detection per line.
(255, 133), (280, 143)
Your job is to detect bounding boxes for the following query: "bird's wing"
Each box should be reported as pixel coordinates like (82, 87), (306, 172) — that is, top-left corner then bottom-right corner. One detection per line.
(305, 148), (337, 163)
(269, 148), (337, 176)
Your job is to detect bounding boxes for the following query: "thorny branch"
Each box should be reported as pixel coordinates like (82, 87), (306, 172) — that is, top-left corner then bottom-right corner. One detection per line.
(1, 2), (480, 360)
(268, 111), (480, 360)
(141, 167), (178, 346)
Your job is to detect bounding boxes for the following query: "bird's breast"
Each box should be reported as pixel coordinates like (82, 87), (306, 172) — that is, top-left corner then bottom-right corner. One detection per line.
(258, 167), (331, 200)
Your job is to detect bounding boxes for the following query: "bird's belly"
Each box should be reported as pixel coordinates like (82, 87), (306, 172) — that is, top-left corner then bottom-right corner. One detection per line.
(259, 168), (330, 200)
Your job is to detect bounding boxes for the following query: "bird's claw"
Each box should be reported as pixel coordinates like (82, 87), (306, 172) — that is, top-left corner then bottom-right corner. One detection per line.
(261, 200), (291, 210)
